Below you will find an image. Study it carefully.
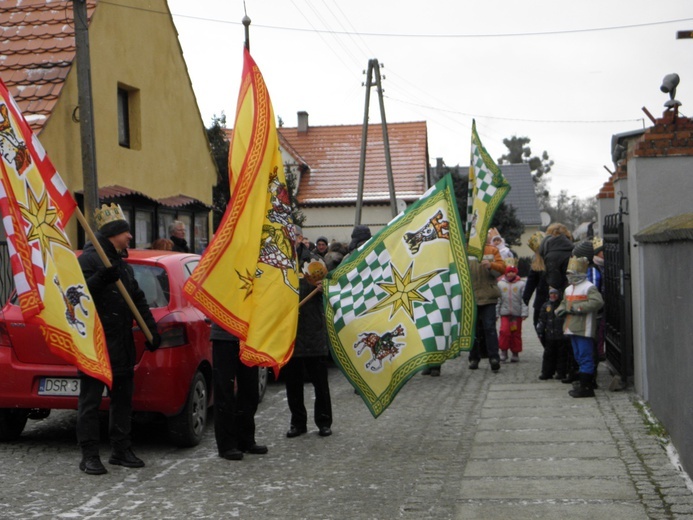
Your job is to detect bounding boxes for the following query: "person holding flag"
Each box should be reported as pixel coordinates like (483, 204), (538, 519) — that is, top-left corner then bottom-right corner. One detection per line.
(76, 204), (160, 475)
(465, 120), (511, 372)
(467, 236), (506, 371)
(0, 79), (116, 471)
(284, 225), (333, 438)
(182, 40), (300, 450)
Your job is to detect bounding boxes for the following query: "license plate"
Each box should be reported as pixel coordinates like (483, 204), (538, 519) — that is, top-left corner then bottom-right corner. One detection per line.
(38, 378), (107, 397)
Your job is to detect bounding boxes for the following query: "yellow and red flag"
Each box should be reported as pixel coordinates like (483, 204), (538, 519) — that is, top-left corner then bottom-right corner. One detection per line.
(0, 79), (111, 387)
(183, 49), (299, 372)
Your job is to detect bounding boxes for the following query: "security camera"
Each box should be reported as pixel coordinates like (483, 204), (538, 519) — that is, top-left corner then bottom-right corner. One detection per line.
(660, 73), (680, 96)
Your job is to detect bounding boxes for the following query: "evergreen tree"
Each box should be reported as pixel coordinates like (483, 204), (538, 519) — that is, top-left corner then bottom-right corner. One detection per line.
(206, 114), (229, 231)
(206, 115), (305, 231)
(490, 202), (525, 246)
(497, 136), (553, 182)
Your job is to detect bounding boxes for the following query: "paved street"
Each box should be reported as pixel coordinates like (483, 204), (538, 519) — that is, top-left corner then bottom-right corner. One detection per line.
(2, 325), (693, 519)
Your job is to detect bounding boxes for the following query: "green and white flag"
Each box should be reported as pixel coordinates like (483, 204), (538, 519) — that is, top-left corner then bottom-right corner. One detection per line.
(466, 120), (511, 259)
(324, 175), (475, 418)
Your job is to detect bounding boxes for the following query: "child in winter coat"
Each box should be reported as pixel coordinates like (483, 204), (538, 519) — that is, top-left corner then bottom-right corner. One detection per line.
(496, 265), (528, 362)
(556, 256), (604, 398)
(536, 287), (572, 380)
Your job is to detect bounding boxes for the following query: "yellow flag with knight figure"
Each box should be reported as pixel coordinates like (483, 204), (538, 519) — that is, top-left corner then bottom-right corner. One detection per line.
(325, 175), (475, 417)
(183, 48), (299, 373)
(0, 78), (111, 387)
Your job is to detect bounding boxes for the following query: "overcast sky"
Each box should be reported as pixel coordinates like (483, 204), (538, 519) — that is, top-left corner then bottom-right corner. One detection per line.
(166, 0), (693, 200)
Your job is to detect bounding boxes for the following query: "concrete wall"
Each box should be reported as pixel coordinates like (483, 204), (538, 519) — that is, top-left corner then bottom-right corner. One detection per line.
(39, 0), (216, 242)
(627, 156), (693, 394)
(640, 240), (693, 477)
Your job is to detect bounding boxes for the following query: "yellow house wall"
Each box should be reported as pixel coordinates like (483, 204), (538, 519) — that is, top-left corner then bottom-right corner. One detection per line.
(38, 0), (216, 242)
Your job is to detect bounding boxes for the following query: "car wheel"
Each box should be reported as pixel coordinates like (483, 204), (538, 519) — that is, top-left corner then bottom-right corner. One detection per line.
(0, 409), (29, 442)
(167, 371), (208, 447)
(258, 367), (268, 403)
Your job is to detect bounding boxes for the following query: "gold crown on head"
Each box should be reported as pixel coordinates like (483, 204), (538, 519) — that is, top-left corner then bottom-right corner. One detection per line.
(592, 236), (604, 250)
(94, 203), (126, 230)
(528, 231), (545, 252)
(567, 256), (589, 274)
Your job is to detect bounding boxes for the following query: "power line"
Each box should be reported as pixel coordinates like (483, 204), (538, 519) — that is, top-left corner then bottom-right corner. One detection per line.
(384, 95), (645, 125)
(97, 3), (693, 39)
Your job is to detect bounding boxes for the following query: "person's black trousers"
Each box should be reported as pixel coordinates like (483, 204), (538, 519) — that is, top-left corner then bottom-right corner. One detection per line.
(284, 355), (332, 429)
(212, 339), (259, 454)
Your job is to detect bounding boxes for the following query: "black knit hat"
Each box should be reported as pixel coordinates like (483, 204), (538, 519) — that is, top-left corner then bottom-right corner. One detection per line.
(99, 219), (130, 238)
(316, 236), (328, 246)
(572, 240), (594, 260)
(349, 225), (372, 251)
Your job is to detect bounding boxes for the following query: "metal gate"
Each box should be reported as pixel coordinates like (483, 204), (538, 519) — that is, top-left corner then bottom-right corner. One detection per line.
(602, 199), (633, 386)
(0, 241), (11, 304)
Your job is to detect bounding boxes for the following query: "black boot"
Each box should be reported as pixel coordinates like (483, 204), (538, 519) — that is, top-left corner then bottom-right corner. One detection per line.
(561, 372), (577, 384)
(569, 373), (595, 398)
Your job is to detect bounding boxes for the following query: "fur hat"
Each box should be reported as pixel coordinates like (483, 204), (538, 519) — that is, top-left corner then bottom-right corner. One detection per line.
(572, 240), (594, 260)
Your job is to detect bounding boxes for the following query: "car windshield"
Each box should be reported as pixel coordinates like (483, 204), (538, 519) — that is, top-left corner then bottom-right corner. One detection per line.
(132, 264), (170, 308)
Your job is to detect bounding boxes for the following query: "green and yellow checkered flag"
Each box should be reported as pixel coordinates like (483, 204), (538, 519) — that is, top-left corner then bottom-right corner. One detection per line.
(324, 175), (475, 418)
(466, 120), (511, 259)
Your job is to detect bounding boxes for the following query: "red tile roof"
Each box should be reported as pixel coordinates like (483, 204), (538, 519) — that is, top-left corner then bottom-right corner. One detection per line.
(278, 121), (429, 205)
(0, 0), (96, 133)
(224, 120), (429, 206)
(158, 194), (212, 209)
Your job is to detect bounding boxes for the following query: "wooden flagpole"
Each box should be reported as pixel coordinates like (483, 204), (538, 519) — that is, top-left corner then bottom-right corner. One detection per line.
(74, 207), (153, 343)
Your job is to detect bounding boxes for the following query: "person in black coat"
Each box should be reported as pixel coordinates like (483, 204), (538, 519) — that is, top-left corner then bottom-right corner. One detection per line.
(284, 226), (333, 438)
(536, 287), (572, 380)
(169, 220), (190, 253)
(538, 223), (574, 296)
(76, 206), (160, 475)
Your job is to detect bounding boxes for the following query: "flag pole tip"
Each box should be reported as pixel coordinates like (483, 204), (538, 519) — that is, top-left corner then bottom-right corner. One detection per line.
(242, 15), (251, 27)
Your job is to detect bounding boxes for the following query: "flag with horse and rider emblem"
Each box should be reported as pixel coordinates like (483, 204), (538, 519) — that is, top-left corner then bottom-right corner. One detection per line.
(324, 175), (475, 418)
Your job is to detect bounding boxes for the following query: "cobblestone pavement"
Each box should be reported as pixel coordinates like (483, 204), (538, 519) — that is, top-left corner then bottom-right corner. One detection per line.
(1, 325), (693, 519)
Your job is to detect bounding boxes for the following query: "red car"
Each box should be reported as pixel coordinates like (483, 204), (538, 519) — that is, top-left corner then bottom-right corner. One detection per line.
(0, 250), (214, 447)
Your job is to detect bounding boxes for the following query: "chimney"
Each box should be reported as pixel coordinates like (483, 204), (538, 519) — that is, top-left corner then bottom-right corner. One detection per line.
(297, 111), (309, 133)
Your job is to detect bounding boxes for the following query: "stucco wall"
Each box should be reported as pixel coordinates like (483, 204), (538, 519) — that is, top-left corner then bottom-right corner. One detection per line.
(38, 0), (216, 242)
(301, 205), (398, 245)
(641, 241), (693, 477)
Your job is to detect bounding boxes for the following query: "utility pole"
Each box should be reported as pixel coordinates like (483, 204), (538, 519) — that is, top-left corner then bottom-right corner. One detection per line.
(73, 0), (99, 230)
(355, 59), (398, 226)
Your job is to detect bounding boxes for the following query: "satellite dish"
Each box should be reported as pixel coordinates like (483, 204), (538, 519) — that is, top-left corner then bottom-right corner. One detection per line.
(540, 211), (551, 227)
(396, 199), (407, 214)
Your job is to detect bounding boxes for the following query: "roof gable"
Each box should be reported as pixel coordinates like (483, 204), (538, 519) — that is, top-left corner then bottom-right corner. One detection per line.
(0, 0), (96, 133)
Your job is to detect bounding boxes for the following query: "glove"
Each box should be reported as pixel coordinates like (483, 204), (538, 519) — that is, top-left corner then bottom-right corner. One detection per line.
(99, 265), (120, 284)
(145, 332), (162, 352)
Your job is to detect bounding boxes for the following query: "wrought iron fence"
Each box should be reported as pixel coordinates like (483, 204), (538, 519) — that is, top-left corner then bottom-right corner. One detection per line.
(602, 205), (633, 386)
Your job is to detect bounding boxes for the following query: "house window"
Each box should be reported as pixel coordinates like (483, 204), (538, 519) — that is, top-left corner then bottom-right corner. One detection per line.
(117, 84), (141, 150)
(135, 210), (154, 249)
(117, 88), (130, 147)
(158, 212), (175, 241)
(194, 213), (209, 254)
